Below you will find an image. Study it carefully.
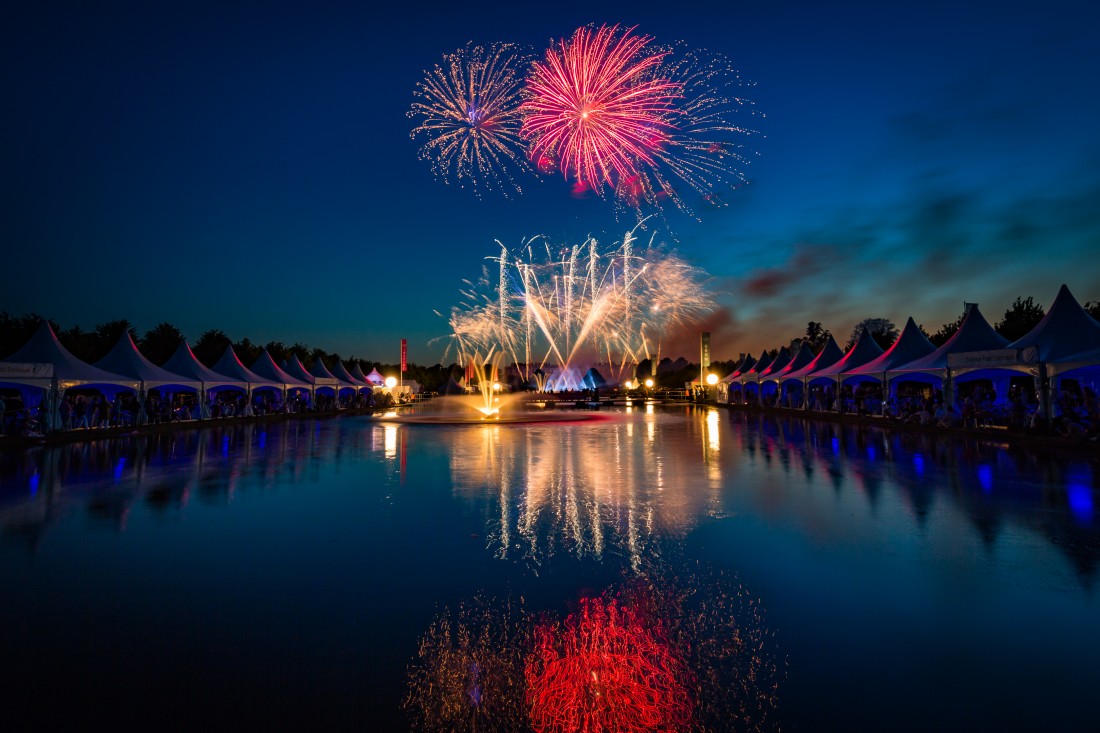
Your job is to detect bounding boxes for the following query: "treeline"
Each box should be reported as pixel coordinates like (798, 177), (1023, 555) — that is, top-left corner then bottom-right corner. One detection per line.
(0, 313), (461, 393)
(727, 297), (1100, 364)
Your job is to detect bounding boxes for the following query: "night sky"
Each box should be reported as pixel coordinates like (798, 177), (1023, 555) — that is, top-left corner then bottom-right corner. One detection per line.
(3, 1), (1098, 363)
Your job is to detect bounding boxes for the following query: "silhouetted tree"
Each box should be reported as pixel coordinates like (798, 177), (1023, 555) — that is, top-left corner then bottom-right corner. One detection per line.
(193, 329), (231, 367)
(847, 318), (898, 350)
(929, 311), (965, 347)
(141, 322), (185, 365)
(265, 341), (289, 366)
(803, 321), (832, 353)
(82, 320), (139, 362)
(233, 337), (262, 368)
(58, 324), (94, 362)
(995, 297), (1045, 342)
(288, 342), (312, 366)
(0, 312), (49, 359)
(1085, 301), (1100, 321)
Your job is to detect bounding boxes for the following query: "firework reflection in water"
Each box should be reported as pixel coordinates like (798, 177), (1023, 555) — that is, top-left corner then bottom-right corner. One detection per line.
(436, 223), (714, 391)
(404, 595), (530, 732)
(404, 564), (784, 732)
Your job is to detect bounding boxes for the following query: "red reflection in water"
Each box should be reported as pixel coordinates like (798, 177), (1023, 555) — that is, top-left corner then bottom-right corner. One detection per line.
(525, 597), (693, 733)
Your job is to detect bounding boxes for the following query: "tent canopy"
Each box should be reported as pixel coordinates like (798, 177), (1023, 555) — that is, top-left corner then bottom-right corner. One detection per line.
(843, 317), (936, 382)
(782, 336), (845, 383)
(806, 327), (885, 383)
(95, 332), (201, 392)
(889, 304), (1011, 381)
(1009, 284), (1100, 365)
(162, 340), (247, 391)
(211, 345), (279, 389)
(1, 321), (138, 391)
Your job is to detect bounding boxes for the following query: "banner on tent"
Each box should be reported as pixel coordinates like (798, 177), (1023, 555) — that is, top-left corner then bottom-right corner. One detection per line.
(948, 347), (1038, 369)
(0, 362), (54, 379)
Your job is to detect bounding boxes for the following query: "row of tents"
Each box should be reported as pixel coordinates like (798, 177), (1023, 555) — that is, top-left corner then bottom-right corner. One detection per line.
(715, 285), (1100, 420)
(0, 322), (414, 430)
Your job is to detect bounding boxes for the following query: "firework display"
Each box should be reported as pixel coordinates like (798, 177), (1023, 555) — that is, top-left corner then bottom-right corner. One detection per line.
(408, 42), (533, 198)
(520, 25), (681, 200)
(435, 225), (714, 390)
(411, 25), (758, 216)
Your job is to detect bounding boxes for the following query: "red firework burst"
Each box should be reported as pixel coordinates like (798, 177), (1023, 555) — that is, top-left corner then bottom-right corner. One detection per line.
(525, 597), (694, 733)
(521, 25), (683, 197)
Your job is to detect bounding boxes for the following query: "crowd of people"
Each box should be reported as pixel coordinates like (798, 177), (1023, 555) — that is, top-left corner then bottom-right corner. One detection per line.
(726, 379), (1099, 441)
(0, 387), (395, 439)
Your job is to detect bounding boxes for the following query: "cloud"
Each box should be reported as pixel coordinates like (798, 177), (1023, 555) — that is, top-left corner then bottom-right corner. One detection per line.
(741, 245), (835, 298)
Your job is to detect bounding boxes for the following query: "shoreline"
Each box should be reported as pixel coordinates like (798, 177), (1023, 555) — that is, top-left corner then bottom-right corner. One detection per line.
(711, 400), (1100, 458)
(0, 404), (396, 450)
(1, 397), (1096, 459)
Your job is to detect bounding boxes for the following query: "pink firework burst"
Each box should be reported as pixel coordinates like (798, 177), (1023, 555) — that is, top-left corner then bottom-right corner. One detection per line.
(521, 25), (683, 198)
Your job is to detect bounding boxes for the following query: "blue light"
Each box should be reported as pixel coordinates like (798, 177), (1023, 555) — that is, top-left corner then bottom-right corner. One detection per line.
(867, 446), (876, 461)
(222, 435), (230, 457)
(831, 437), (840, 454)
(913, 453), (925, 477)
(259, 431), (266, 450)
(29, 472), (39, 496)
(977, 465), (994, 493)
(1067, 482), (1094, 525)
(114, 457), (126, 481)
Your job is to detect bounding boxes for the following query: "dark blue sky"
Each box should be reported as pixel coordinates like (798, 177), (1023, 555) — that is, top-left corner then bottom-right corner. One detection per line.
(3, 1), (1098, 362)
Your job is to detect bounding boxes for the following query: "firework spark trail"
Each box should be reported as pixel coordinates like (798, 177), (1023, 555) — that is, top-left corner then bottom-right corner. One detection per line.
(409, 42), (533, 198)
(435, 224), (713, 390)
(522, 25), (682, 197)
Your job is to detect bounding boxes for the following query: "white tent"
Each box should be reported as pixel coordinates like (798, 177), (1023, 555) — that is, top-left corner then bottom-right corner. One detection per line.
(162, 340), (247, 419)
(307, 357), (355, 395)
(805, 327), (885, 383)
(0, 321), (139, 431)
(781, 335), (845, 385)
(251, 350), (311, 395)
(363, 366), (386, 386)
(94, 333), (202, 424)
(281, 355), (318, 386)
(1009, 284), (1100, 374)
(843, 317), (936, 384)
(211, 346), (280, 391)
(330, 359), (372, 391)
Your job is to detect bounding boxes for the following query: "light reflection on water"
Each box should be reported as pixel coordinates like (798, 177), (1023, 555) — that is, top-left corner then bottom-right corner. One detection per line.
(0, 407), (1098, 730)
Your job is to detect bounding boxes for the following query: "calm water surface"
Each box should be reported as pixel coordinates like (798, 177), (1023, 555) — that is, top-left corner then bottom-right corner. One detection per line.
(1, 405), (1098, 730)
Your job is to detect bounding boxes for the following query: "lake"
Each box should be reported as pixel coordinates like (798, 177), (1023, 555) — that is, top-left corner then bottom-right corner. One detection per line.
(1, 404), (1097, 731)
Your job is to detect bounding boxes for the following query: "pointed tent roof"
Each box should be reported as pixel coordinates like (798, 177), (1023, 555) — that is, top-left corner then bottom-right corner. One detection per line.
(769, 341), (817, 383)
(351, 362), (370, 383)
(331, 359), (371, 390)
(718, 353), (757, 384)
(95, 333), (201, 391)
(581, 367), (607, 389)
(890, 304), (1010, 376)
(307, 357), (355, 391)
(807, 327), (885, 381)
(1008, 284), (1100, 363)
(251, 350), (310, 388)
(783, 335), (846, 383)
(211, 345), (279, 389)
(364, 367), (386, 386)
(2, 321), (138, 389)
(162, 340), (247, 390)
(281, 355), (317, 385)
(844, 317), (936, 381)
(757, 347), (793, 382)
(739, 350), (774, 383)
